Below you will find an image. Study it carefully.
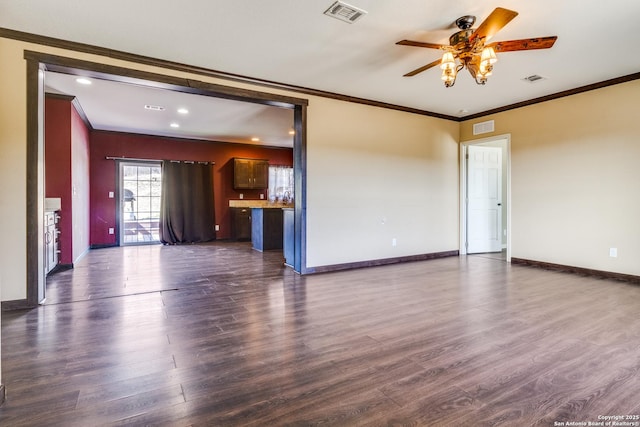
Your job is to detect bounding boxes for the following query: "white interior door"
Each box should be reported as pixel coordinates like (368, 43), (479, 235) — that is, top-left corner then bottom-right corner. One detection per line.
(467, 145), (502, 253)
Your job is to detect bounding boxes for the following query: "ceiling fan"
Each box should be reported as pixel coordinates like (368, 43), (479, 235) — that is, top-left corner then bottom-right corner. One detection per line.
(396, 7), (557, 87)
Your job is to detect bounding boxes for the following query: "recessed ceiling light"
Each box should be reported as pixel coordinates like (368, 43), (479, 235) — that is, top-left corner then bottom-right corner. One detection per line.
(145, 104), (165, 111)
(177, 108), (189, 114)
(170, 123), (180, 128)
(288, 130), (295, 135)
(251, 137), (260, 142)
(75, 77), (92, 85)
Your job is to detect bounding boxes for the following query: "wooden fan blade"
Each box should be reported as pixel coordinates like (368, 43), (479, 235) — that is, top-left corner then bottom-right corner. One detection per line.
(403, 59), (442, 77)
(470, 7), (518, 43)
(396, 39), (447, 50)
(488, 36), (558, 52)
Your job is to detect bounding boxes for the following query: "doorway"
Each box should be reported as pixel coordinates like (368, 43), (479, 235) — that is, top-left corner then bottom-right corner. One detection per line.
(119, 161), (162, 245)
(460, 135), (510, 260)
(25, 51), (309, 305)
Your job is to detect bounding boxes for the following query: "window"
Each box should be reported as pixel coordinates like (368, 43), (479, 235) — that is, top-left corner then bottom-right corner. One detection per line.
(268, 166), (294, 203)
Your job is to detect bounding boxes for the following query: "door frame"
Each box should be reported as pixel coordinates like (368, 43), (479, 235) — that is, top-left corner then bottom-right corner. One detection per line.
(25, 51), (310, 305)
(117, 160), (163, 246)
(459, 134), (511, 261)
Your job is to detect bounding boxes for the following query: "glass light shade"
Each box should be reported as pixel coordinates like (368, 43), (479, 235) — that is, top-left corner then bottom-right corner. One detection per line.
(440, 52), (456, 70)
(441, 68), (456, 83)
(480, 47), (497, 65)
(478, 62), (493, 77)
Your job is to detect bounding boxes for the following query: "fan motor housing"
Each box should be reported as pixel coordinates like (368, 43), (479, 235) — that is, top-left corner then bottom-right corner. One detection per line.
(455, 15), (476, 30)
(449, 29), (473, 46)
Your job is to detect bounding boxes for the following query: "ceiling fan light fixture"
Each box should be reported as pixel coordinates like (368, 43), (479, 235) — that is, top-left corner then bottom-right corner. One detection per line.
(477, 67), (492, 79)
(441, 68), (457, 87)
(475, 73), (489, 85)
(440, 52), (456, 70)
(397, 7), (557, 89)
(475, 46), (497, 84)
(480, 47), (497, 65)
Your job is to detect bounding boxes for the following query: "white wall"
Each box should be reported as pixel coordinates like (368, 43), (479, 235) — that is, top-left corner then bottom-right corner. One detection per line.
(306, 97), (460, 267)
(0, 38), (28, 300)
(461, 81), (640, 276)
(0, 271), (3, 391)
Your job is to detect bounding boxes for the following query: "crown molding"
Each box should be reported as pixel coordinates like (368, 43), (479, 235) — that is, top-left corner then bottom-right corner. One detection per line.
(3, 27), (639, 122)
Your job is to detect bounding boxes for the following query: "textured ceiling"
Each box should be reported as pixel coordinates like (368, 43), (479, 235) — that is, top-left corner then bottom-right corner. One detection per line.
(3, 0), (640, 138)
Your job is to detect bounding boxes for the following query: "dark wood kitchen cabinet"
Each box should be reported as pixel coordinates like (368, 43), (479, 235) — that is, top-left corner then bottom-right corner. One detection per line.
(231, 208), (251, 241)
(233, 158), (269, 190)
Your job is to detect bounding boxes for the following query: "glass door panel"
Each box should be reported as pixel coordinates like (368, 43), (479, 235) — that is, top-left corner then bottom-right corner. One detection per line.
(120, 162), (162, 245)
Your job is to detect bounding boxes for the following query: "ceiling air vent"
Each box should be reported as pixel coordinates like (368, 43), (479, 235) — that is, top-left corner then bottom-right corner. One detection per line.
(522, 74), (546, 83)
(473, 120), (495, 135)
(323, 1), (367, 23)
(144, 104), (165, 111)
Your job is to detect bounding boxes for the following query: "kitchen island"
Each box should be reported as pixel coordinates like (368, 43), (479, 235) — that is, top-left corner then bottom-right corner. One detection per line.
(228, 200), (292, 252)
(251, 207), (283, 251)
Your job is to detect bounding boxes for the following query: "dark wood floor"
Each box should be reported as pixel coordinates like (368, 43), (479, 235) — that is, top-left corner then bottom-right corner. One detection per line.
(2, 243), (639, 426)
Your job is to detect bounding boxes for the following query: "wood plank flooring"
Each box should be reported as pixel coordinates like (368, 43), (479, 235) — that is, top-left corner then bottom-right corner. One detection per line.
(1, 242), (639, 426)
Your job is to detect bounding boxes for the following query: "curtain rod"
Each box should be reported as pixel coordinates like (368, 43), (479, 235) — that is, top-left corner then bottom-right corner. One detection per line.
(105, 156), (214, 165)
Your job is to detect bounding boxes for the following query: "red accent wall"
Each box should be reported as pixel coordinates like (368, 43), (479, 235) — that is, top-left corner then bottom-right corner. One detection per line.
(45, 96), (92, 265)
(45, 97), (73, 265)
(90, 131), (293, 245)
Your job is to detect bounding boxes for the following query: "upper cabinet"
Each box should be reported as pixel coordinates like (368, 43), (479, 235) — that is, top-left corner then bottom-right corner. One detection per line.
(234, 158), (269, 190)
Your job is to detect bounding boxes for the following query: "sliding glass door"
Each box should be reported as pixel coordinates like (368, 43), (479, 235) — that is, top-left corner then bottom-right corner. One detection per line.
(119, 161), (162, 245)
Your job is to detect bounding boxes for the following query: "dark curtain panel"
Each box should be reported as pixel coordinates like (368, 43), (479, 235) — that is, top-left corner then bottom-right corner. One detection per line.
(160, 161), (216, 244)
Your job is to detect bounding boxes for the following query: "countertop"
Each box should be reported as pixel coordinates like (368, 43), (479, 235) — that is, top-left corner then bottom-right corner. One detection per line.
(228, 200), (293, 209)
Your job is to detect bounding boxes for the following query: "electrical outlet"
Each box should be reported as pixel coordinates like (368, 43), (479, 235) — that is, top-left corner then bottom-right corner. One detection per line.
(260, 193), (264, 199)
(609, 248), (617, 258)
(239, 193), (244, 199)
(108, 228), (114, 235)
(108, 191), (114, 198)
(392, 238), (397, 247)
(215, 225), (220, 231)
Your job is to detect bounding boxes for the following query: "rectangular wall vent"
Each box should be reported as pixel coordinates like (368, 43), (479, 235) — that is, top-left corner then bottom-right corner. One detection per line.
(473, 120), (495, 135)
(323, 1), (367, 23)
